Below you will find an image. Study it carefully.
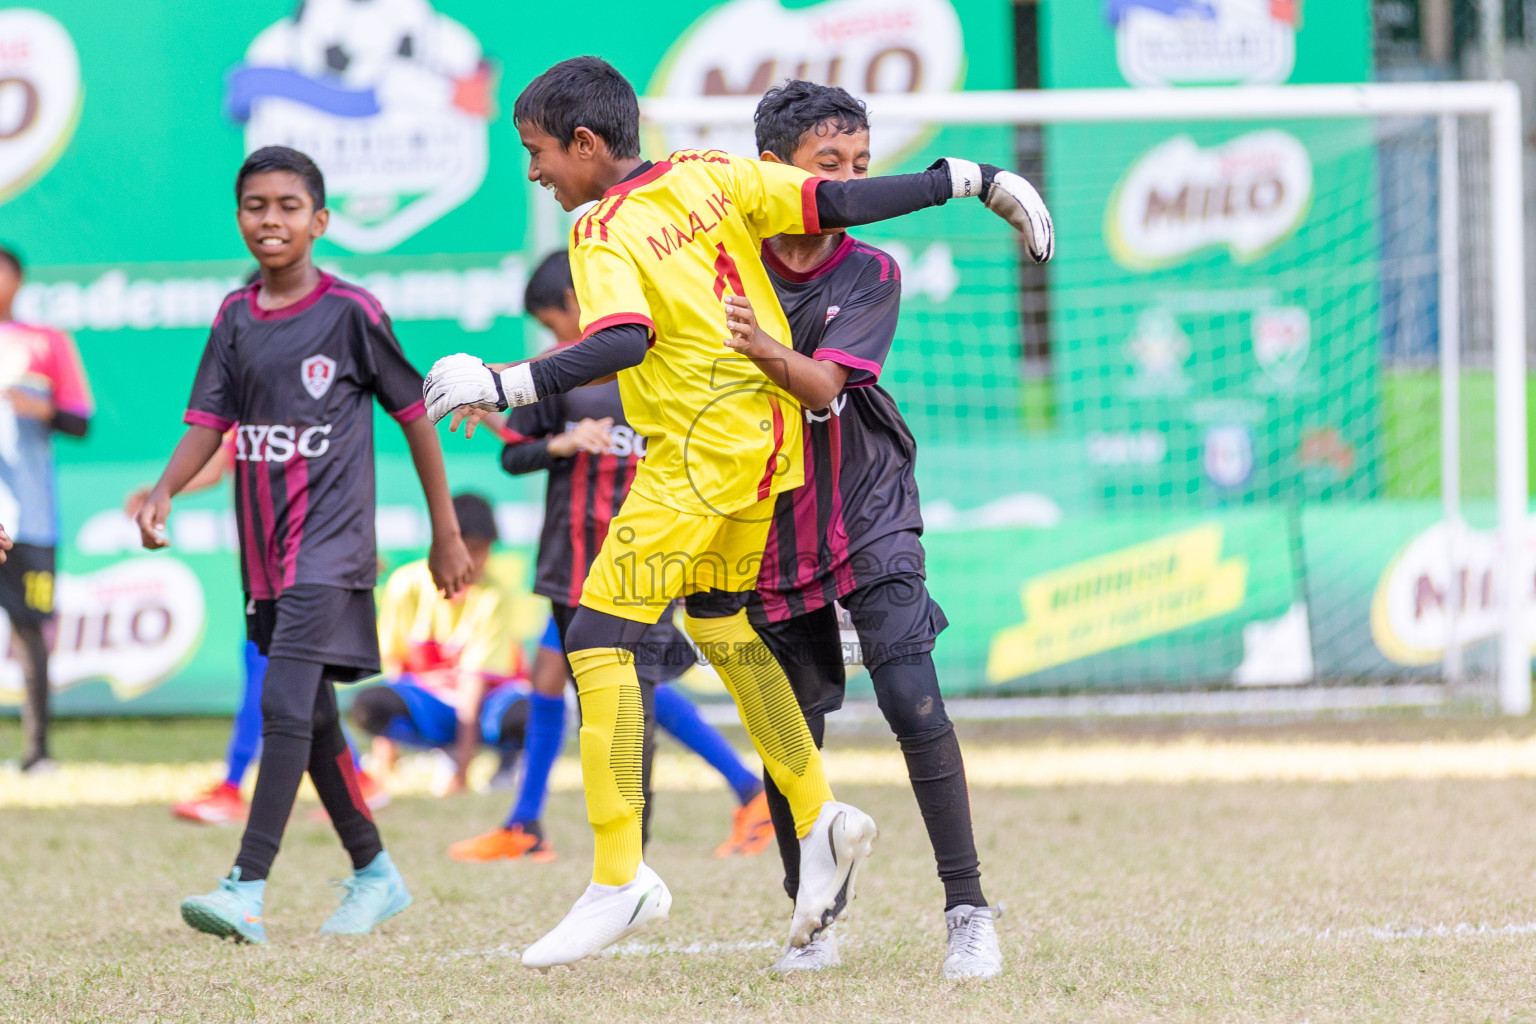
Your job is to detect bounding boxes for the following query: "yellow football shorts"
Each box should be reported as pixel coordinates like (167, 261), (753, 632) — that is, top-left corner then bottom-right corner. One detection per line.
(580, 489), (775, 623)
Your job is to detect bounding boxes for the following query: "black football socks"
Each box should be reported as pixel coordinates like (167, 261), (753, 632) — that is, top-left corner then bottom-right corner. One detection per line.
(234, 657), (381, 879)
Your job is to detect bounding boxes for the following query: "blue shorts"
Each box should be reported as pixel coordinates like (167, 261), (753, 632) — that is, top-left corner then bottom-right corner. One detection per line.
(377, 679), (529, 748)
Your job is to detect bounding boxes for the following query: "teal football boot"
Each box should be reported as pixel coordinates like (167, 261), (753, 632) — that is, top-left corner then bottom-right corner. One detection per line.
(180, 868), (267, 944)
(319, 851), (412, 935)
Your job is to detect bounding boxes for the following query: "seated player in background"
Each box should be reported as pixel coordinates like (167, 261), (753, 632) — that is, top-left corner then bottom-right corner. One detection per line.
(721, 82), (1004, 979)
(137, 145), (473, 944)
(350, 493), (530, 796)
(0, 244), (93, 774)
(446, 252), (773, 864)
(126, 439), (385, 824)
(423, 56), (1049, 966)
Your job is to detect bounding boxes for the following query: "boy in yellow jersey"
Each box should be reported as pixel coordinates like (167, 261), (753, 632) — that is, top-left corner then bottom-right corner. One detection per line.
(350, 494), (529, 797)
(423, 56), (1052, 969)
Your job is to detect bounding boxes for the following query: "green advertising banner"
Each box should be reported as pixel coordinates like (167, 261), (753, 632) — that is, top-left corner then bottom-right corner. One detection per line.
(0, 0), (1027, 713)
(929, 0), (1406, 692)
(1302, 501), (1513, 681)
(1041, 0), (1379, 511)
(2, 0), (1438, 708)
(930, 508), (1298, 691)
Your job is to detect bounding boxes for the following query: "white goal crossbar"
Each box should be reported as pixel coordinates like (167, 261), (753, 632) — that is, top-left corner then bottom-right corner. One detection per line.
(643, 83), (1531, 713)
(643, 81), (1521, 124)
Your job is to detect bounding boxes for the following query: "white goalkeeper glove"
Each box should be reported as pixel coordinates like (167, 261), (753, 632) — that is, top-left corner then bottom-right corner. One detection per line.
(422, 354), (537, 425)
(934, 158), (1055, 264)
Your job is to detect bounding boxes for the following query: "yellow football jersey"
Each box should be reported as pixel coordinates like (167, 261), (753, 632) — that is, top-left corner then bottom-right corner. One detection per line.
(377, 559), (524, 686)
(568, 150), (823, 517)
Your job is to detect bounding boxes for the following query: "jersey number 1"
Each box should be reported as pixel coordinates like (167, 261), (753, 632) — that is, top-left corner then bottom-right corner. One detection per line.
(712, 243), (745, 300)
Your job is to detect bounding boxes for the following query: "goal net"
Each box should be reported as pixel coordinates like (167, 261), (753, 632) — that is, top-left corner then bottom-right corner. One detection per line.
(642, 83), (1529, 712)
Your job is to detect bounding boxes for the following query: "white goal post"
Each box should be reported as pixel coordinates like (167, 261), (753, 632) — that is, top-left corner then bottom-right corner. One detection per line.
(642, 83), (1530, 714)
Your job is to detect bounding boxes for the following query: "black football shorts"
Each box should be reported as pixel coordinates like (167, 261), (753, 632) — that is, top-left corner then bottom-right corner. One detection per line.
(0, 543), (56, 628)
(246, 584), (381, 682)
(751, 572), (949, 717)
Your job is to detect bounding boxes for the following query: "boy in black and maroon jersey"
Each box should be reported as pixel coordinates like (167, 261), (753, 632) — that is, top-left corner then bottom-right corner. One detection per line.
(447, 251), (775, 864)
(137, 146), (473, 945)
(723, 82), (1000, 980)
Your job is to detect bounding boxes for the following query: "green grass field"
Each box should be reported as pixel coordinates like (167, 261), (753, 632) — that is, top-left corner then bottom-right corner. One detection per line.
(6, 715), (1536, 1023)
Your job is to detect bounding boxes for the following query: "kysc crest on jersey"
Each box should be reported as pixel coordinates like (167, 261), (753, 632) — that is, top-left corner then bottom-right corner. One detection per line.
(302, 354), (336, 399)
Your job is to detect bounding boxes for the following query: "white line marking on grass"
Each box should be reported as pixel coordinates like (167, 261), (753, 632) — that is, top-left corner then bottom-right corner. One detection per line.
(605, 938), (780, 957)
(1248, 921), (1536, 943)
(1329, 922), (1536, 941)
(439, 939), (779, 962)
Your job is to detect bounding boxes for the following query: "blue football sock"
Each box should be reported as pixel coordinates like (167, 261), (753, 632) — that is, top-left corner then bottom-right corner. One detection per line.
(224, 642), (267, 786)
(506, 692), (565, 828)
(341, 723), (365, 771)
(654, 683), (761, 805)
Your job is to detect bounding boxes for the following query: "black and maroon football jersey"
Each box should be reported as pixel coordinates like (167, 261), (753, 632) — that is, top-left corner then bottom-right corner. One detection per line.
(184, 273), (425, 599)
(501, 362), (645, 605)
(756, 234), (926, 623)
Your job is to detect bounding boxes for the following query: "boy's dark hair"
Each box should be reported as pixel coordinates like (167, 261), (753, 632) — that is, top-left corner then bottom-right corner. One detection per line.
(514, 56), (640, 160)
(0, 245), (22, 279)
(523, 251), (574, 315)
(755, 80), (869, 162)
(452, 493), (498, 544)
(235, 146), (326, 210)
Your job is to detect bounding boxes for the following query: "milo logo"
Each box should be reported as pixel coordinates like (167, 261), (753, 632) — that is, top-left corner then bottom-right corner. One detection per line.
(0, 557), (207, 703)
(648, 0), (964, 168)
(1106, 129), (1313, 270)
(0, 9), (83, 206)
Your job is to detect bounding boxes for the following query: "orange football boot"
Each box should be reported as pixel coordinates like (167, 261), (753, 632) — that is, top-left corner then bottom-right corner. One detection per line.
(714, 789), (775, 857)
(172, 782), (247, 825)
(447, 824), (556, 863)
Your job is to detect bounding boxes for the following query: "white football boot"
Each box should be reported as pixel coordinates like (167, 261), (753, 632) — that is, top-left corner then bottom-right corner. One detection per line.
(788, 801), (878, 948)
(521, 862), (672, 970)
(769, 927), (840, 972)
(942, 905), (1003, 980)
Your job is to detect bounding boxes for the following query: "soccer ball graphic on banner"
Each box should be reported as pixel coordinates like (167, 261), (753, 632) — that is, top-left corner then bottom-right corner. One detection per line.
(226, 0), (495, 253)
(289, 0), (436, 89)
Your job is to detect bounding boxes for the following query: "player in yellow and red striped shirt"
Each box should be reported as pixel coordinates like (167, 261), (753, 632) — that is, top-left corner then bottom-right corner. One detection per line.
(423, 56), (1052, 970)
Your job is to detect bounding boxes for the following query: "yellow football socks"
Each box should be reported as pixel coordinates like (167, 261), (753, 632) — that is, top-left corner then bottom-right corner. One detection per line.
(565, 646), (646, 886)
(683, 609), (833, 837)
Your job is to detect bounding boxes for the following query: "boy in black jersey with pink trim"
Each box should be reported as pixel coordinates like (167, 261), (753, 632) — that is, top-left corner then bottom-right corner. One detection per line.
(723, 82), (1000, 979)
(137, 146), (473, 944)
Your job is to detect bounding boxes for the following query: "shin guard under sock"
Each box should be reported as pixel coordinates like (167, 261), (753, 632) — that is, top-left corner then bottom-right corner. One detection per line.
(899, 722), (987, 911)
(870, 653), (988, 911)
(309, 707), (383, 871)
(565, 646), (646, 885)
(683, 610), (832, 838)
(234, 657), (327, 880)
(763, 713), (824, 902)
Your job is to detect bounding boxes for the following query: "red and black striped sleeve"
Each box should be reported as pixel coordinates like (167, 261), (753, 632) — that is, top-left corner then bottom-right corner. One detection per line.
(500, 398), (566, 476)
